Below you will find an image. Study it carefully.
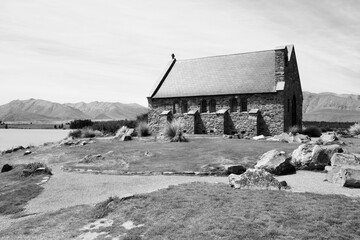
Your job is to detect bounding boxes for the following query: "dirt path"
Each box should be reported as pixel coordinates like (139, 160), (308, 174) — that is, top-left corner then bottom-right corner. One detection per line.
(1, 167), (360, 232)
(25, 165), (228, 215)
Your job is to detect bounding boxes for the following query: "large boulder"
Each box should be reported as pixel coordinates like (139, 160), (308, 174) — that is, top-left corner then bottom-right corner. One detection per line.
(228, 169), (281, 189)
(291, 143), (343, 170)
(339, 167), (360, 188)
(319, 132), (339, 145)
(326, 153), (360, 187)
(255, 150), (295, 175)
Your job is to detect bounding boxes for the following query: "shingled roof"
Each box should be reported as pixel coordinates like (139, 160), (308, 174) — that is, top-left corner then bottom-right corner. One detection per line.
(150, 49), (280, 99)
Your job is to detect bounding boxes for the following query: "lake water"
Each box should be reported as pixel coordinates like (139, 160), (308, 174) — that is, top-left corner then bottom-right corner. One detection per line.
(0, 129), (71, 151)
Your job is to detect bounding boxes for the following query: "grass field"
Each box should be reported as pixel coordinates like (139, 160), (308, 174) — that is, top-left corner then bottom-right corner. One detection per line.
(0, 182), (359, 240)
(0, 165), (45, 216)
(62, 137), (302, 173)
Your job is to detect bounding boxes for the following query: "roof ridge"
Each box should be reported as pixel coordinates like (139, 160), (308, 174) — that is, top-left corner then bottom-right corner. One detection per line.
(177, 49), (275, 62)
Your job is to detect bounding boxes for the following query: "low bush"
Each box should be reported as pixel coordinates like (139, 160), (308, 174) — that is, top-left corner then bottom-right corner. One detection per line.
(68, 129), (82, 138)
(164, 120), (181, 139)
(90, 196), (121, 219)
(68, 129), (102, 138)
(303, 126), (322, 137)
(164, 120), (187, 142)
(349, 122), (360, 136)
(288, 125), (302, 135)
(136, 122), (151, 137)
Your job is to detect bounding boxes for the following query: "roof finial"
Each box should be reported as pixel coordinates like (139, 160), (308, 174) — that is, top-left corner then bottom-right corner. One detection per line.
(171, 53), (175, 60)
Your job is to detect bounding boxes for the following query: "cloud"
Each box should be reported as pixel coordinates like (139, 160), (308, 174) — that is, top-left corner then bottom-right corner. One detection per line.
(0, 0), (359, 106)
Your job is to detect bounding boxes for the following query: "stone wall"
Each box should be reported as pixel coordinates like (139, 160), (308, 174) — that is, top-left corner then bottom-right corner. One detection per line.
(148, 92), (284, 136)
(282, 47), (303, 131)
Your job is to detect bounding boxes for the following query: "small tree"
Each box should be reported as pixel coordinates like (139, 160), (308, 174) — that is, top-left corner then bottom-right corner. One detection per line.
(5, 124), (8, 129)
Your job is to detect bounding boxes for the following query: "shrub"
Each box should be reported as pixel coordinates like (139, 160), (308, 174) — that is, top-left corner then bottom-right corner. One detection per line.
(136, 122), (151, 137)
(303, 126), (322, 137)
(164, 121), (181, 139)
(91, 196), (121, 219)
(349, 123), (360, 136)
(22, 162), (52, 176)
(288, 125), (302, 135)
(164, 120), (187, 142)
(68, 129), (82, 138)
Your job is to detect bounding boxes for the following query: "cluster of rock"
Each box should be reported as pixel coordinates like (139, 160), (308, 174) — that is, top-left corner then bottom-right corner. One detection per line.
(59, 137), (96, 146)
(229, 132), (360, 189)
(1, 145), (25, 155)
(252, 132), (311, 143)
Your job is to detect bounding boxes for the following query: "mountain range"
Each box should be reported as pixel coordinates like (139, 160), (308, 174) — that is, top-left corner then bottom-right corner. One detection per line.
(0, 92), (359, 123)
(0, 99), (148, 123)
(302, 92), (360, 122)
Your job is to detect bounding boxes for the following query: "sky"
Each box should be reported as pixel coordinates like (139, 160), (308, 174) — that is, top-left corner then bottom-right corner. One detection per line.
(0, 0), (359, 107)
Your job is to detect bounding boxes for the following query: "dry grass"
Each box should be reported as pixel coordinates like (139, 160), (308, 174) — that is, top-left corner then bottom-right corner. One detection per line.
(136, 122), (151, 137)
(1, 182), (359, 239)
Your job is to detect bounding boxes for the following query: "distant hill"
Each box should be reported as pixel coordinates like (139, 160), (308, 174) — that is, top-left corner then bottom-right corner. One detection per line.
(65, 101), (148, 121)
(303, 92), (360, 122)
(0, 99), (148, 123)
(1, 94), (358, 123)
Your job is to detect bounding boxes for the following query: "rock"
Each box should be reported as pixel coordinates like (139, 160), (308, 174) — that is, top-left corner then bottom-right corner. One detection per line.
(3, 146), (25, 154)
(1, 164), (13, 173)
(252, 135), (265, 140)
(267, 133), (293, 143)
(319, 132), (338, 145)
(144, 151), (154, 157)
(126, 128), (134, 136)
(255, 149), (295, 175)
(339, 167), (360, 188)
(293, 134), (311, 143)
(326, 153), (360, 184)
(291, 143), (343, 170)
(228, 169), (281, 189)
(24, 150), (32, 156)
(120, 135), (132, 141)
(79, 154), (104, 163)
(12, 146), (25, 152)
(225, 165), (247, 175)
(201, 163), (246, 176)
(331, 153), (360, 166)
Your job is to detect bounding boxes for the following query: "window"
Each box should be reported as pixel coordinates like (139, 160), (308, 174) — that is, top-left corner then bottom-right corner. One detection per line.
(173, 101), (179, 114)
(209, 99), (216, 113)
(241, 98), (247, 112)
(200, 99), (207, 113)
(181, 100), (188, 113)
(230, 98), (237, 112)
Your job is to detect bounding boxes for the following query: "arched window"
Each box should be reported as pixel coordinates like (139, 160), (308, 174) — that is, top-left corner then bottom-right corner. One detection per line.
(173, 101), (179, 114)
(200, 99), (207, 113)
(230, 98), (237, 112)
(209, 99), (216, 113)
(241, 98), (247, 112)
(181, 100), (188, 113)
